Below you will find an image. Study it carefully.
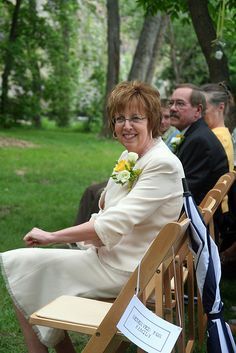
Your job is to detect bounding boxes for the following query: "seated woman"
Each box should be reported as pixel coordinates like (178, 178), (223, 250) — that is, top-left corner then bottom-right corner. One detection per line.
(201, 82), (236, 267)
(0, 81), (185, 353)
(73, 99), (180, 226)
(201, 82), (234, 172)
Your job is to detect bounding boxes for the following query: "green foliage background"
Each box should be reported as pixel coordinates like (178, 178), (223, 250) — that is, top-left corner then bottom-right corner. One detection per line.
(1, 0), (236, 129)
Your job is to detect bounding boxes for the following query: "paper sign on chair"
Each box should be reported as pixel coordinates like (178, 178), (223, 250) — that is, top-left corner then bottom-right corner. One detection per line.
(117, 295), (182, 353)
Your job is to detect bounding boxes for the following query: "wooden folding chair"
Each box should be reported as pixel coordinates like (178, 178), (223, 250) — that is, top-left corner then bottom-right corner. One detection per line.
(217, 171), (236, 189)
(198, 171), (236, 242)
(30, 219), (193, 353)
(200, 171), (236, 211)
(195, 171), (236, 344)
(174, 181), (230, 347)
(143, 226), (195, 353)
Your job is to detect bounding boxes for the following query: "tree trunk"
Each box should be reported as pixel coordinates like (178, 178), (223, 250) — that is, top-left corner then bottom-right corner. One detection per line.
(187, 0), (230, 84)
(168, 19), (181, 84)
(145, 15), (168, 84)
(0, 0), (22, 127)
(128, 13), (162, 82)
(101, 0), (120, 137)
(29, 0), (42, 128)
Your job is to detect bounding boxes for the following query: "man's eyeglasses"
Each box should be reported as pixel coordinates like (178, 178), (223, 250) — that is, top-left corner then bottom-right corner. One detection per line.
(168, 100), (189, 110)
(113, 116), (147, 125)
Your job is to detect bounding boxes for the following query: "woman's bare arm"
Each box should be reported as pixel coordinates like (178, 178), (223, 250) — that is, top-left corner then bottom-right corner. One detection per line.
(23, 221), (100, 247)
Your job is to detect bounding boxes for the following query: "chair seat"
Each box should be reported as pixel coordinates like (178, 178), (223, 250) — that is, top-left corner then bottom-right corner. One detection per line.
(30, 295), (114, 335)
(30, 219), (194, 353)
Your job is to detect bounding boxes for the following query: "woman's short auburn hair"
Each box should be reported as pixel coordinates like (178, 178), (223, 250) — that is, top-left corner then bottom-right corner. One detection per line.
(107, 81), (162, 138)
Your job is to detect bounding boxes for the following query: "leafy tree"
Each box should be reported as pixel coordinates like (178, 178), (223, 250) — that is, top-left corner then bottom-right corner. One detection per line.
(42, 0), (80, 127)
(1, 0), (234, 131)
(73, 0), (107, 131)
(137, 0), (234, 86)
(187, 0), (230, 83)
(128, 13), (163, 81)
(27, 0), (43, 127)
(0, 0), (81, 128)
(0, 0), (22, 127)
(12, 0), (46, 127)
(145, 14), (168, 84)
(156, 18), (209, 94)
(0, 0), (51, 127)
(102, 0), (120, 137)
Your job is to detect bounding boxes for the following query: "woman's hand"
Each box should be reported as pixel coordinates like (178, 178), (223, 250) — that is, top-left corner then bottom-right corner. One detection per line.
(23, 227), (54, 247)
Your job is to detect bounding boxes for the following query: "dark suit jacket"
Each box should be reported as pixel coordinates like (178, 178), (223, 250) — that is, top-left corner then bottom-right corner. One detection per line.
(176, 118), (229, 204)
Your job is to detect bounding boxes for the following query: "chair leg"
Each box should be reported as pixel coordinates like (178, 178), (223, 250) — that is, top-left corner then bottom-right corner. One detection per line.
(186, 254), (195, 342)
(155, 265), (164, 317)
(103, 338), (130, 353)
(197, 291), (206, 344)
(55, 332), (77, 353)
(174, 256), (185, 353)
(114, 341), (131, 353)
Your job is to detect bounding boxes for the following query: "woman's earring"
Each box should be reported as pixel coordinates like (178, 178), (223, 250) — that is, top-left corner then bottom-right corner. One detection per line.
(113, 131), (117, 139)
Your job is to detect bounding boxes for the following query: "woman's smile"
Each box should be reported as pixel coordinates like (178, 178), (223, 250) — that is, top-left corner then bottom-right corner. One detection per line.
(122, 132), (137, 140)
(114, 102), (153, 156)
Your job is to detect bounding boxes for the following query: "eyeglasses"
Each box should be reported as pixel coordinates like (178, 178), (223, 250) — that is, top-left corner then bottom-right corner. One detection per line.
(113, 116), (147, 125)
(168, 100), (189, 110)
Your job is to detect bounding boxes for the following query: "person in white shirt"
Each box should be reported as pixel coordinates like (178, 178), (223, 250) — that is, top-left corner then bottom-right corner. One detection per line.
(73, 99), (180, 226)
(1, 81), (184, 352)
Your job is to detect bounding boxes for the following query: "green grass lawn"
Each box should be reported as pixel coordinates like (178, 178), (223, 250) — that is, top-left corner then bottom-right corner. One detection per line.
(0, 128), (123, 252)
(0, 127), (235, 353)
(0, 127), (123, 353)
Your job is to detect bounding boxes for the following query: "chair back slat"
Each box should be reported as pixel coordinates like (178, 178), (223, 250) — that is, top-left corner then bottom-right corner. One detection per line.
(29, 172), (236, 352)
(83, 219), (190, 353)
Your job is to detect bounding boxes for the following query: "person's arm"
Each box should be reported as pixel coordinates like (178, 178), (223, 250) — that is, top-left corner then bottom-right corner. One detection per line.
(23, 220), (100, 247)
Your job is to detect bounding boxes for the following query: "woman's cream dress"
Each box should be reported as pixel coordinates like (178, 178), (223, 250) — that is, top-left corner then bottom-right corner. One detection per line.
(0, 138), (184, 347)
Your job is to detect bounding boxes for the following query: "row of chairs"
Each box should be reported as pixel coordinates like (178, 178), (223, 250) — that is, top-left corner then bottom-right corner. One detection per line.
(196, 171), (236, 345)
(29, 171), (236, 352)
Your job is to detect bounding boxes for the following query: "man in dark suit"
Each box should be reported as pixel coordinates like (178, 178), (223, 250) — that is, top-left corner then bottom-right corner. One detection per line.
(169, 83), (229, 205)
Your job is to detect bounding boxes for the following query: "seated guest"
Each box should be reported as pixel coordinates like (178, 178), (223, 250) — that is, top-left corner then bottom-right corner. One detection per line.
(169, 83), (229, 205)
(201, 82), (234, 172)
(160, 98), (180, 151)
(201, 83), (236, 264)
(0, 81), (185, 352)
(73, 98), (180, 226)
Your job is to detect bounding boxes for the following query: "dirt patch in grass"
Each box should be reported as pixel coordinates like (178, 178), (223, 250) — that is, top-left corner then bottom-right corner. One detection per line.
(0, 136), (37, 148)
(0, 205), (19, 218)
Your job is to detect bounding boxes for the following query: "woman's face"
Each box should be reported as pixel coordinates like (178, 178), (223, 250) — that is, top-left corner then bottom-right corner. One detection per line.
(114, 101), (153, 156)
(204, 103), (216, 129)
(204, 100), (224, 129)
